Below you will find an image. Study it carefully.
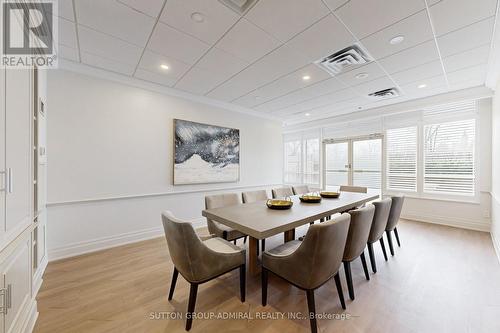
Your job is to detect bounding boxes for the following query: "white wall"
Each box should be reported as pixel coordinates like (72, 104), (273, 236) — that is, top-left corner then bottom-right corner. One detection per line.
(46, 70), (283, 260)
(492, 79), (500, 260)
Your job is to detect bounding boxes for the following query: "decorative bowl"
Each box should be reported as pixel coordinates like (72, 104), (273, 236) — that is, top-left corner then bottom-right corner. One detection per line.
(320, 191), (340, 198)
(266, 198), (293, 210)
(299, 194), (322, 203)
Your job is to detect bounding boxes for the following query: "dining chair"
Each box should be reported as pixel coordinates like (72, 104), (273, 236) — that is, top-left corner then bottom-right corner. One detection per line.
(292, 184), (310, 195)
(262, 214), (351, 333)
(339, 185), (368, 193)
(205, 193), (247, 245)
(342, 204), (375, 300)
(271, 186), (293, 198)
(161, 211), (246, 331)
(241, 190), (268, 252)
(385, 196), (405, 256)
(367, 198), (392, 273)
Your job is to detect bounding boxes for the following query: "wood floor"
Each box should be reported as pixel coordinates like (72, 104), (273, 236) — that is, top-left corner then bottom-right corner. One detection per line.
(34, 220), (500, 333)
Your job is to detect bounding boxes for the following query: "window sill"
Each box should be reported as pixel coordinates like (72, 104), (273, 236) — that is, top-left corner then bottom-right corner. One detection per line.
(383, 191), (481, 205)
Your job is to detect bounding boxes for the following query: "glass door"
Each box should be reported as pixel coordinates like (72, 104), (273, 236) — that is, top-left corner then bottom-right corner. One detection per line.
(323, 136), (382, 191)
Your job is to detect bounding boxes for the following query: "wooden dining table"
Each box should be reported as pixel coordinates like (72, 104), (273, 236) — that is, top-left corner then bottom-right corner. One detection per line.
(202, 190), (379, 275)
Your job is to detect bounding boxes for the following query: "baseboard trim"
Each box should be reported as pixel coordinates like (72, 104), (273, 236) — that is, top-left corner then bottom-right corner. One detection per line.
(21, 299), (38, 333)
(48, 218), (207, 262)
(492, 233), (500, 264)
(402, 212), (490, 232)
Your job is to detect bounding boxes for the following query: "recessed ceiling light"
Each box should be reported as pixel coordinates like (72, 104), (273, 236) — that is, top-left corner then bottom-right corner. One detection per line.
(305, 113), (311, 116)
(160, 64), (169, 70)
(191, 12), (204, 23)
(418, 83), (427, 89)
(389, 35), (405, 45)
(302, 75), (311, 81)
(355, 72), (369, 79)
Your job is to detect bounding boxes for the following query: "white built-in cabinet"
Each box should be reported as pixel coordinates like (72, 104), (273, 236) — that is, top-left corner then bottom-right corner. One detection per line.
(0, 64), (47, 333)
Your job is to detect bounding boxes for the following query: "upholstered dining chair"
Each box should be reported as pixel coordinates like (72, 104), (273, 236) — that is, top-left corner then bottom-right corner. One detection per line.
(205, 193), (247, 244)
(385, 196), (405, 256)
(271, 186), (294, 198)
(339, 185), (368, 193)
(292, 184), (310, 195)
(161, 211), (246, 331)
(262, 214), (351, 333)
(242, 190), (268, 252)
(367, 198), (392, 273)
(343, 204), (375, 300)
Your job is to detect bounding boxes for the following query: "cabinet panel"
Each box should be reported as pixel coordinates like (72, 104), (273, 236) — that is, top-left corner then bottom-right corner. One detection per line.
(37, 213), (46, 266)
(0, 67), (5, 242)
(5, 68), (32, 235)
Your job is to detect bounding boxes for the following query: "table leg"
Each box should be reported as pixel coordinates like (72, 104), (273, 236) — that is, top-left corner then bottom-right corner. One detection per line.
(284, 229), (295, 242)
(248, 236), (260, 275)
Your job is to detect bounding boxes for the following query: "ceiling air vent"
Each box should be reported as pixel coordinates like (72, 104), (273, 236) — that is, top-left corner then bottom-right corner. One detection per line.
(315, 43), (373, 76)
(368, 88), (401, 99)
(218, 0), (259, 14)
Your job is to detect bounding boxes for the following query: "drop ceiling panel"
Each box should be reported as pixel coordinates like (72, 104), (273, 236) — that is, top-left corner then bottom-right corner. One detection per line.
(323, 0), (350, 11)
(81, 52), (136, 75)
(75, 0), (155, 47)
(390, 60), (444, 85)
(57, 45), (79, 62)
(447, 64), (487, 87)
(134, 68), (177, 87)
(245, 0), (329, 41)
(233, 64), (331, 107)
(334, 0), (425, 39)
(195, 47), (249, 74)
(429, 0), (497, 36)
(351, 76), (397, 96)
(59, 18), (78, 49)
(175, 66), (232, 95)
(160, 0), (240, 45)
(377, 40), (440, 74)
(285, 14), (355, 62)
(56, 0), (75, 21)
(360, 10), (434, 60)
(206, 44), (310, 101)
(78, 26), (143, 65)
(117, 0), (165, 18)
(148, 23), (211, 64)
(442, 45), (491, 73)
(137, 51), (191, 81)
(400, 75), (448, 96)
(437, 18), (494, 57)
(336, 62), (387, 87)
(215, 18), (281, 63)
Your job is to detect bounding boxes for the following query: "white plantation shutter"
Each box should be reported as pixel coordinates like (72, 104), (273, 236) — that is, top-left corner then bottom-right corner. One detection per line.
(386, 127), (417, 191)
(284, 140), (302, 183)
(423, 119), (475, 196)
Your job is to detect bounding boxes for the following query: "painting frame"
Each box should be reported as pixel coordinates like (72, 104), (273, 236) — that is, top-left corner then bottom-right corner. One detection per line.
(173, 119), (240, 185)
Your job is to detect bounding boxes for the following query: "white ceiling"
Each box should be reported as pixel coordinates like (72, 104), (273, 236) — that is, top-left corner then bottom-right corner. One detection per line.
(56, 0), (499, 125)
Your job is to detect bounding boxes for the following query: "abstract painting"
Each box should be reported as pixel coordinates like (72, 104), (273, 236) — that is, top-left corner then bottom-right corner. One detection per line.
(173, 119), (240, 185)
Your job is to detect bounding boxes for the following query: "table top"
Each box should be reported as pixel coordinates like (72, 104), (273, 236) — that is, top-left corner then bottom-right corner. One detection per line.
(202, 190), (379, 239)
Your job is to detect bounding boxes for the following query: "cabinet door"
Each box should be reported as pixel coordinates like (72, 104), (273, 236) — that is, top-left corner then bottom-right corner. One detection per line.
(0, 67), (5, 244)
(5, 68), (32, 237)
(3, 239), (31, 333)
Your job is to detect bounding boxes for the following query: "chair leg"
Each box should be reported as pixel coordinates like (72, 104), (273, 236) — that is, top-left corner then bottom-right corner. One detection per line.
(320, 218), (325, 222)
(306, 289), (318, 333)
(380, 237), (388, 261)
(239, 264), (246, 302)
(333, 273), (346, 310)
(261, 239), (266, 252)
(394, 227), (401, 247)
(233, 239), (237, 245)
(386, 230), (395, 256)
(367, 243), (377, 273)
(186, 283), (198, 331)
(243, 236), (247, 244)
(343, 261), (355, 300)
(360, 252), (370, 281)
(261, 268), (268, 306)
(168, 267), (179, 300)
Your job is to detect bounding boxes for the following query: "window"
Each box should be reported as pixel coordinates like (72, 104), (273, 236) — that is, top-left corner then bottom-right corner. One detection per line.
(423, 119), (475, 196)
(386, 127), (417, 192)
(284, 140), (301, 184)
(304, 138), (320, 185)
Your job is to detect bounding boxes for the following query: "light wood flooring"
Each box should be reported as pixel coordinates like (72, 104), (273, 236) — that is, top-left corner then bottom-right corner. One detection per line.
(34, 220), (500, 333)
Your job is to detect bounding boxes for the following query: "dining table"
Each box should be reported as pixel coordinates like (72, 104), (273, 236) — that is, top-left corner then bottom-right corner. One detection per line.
(202, 190), (379, 275)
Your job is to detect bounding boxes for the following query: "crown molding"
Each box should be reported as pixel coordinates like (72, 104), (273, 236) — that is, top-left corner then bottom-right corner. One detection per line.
(57, 59), (283, 123)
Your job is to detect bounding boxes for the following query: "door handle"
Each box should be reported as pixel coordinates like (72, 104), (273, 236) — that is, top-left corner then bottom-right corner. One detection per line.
(6, 284), (11, 310)
(0, 171), (5, 192)
(6, 168), (13, 193)
(0, 287), (6, 315)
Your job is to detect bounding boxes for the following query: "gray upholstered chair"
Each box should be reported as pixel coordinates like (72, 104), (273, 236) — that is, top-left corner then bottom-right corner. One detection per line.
(262, 214), (351, 333)
(343, 204), (375, 300)
(292, 184), (310, 195)
(161, 211), (246, 331)
(339, 185), (368, 193)
(271, 186), (293, 198)
(367, 198), (392, 273)
(241, 190), (268, 252)
(205, 193), (247, 244)
(385, 196), (405, 255)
